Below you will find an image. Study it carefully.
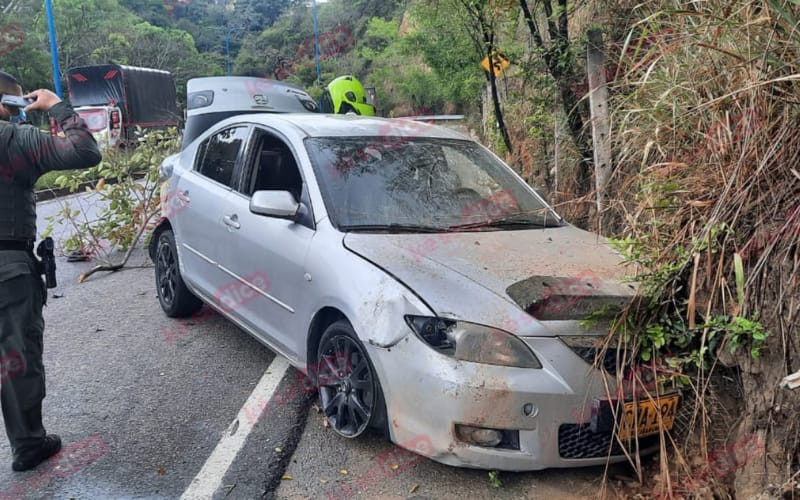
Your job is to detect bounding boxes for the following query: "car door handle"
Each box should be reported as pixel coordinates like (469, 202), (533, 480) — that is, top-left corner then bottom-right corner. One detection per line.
(177, 190), (190, 204)
(223, 214), (240, 230)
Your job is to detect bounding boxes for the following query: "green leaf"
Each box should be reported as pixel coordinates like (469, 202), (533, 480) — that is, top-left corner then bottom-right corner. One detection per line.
(768, 0), (798, 29)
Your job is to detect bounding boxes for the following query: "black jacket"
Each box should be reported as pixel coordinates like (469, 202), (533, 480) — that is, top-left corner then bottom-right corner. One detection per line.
(0, 102), (102, 241)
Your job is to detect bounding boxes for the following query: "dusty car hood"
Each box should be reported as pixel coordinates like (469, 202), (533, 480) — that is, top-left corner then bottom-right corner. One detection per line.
(343, 225), (637, 330)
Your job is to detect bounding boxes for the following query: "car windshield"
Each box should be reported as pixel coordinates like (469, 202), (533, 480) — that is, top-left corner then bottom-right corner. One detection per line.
(305, 136), (562, 231)
(78, 110), (108, 132)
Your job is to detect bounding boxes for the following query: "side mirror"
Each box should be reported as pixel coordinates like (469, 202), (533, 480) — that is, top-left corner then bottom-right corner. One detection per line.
(250, 190), (303, 220)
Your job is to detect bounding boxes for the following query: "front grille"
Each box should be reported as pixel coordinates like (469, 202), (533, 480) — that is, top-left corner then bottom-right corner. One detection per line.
(570, 347), (632, 375)
(558, 424), (660, 459)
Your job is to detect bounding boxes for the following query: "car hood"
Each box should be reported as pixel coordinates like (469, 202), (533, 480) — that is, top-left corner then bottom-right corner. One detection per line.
(343, 225), (637, 334)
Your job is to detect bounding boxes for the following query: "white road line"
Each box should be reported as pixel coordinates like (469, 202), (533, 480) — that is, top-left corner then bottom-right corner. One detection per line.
(180, 356), (292, 500)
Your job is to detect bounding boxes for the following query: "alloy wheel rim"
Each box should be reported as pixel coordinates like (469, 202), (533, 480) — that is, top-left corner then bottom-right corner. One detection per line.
(156, 241), (177, 306)
(317, 334), (374, 437)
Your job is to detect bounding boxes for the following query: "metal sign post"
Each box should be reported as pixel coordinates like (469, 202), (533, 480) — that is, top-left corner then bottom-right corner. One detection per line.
(44, 0), (63, 97)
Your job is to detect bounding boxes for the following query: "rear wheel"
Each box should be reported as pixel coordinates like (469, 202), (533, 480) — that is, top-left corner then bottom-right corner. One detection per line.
(155, 230), (202, 317)
(316, 320), (386, 438)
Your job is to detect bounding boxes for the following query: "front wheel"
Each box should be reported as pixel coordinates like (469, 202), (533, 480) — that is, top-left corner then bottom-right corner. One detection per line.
(316, 320), (386, 438)
(155, 229), (203, 318)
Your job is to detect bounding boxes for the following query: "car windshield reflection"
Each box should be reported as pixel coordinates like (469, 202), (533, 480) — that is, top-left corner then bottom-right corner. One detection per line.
(304, 136), (561, 231)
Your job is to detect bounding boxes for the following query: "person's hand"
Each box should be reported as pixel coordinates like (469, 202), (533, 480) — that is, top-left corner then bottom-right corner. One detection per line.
(23, 89), (62, 113)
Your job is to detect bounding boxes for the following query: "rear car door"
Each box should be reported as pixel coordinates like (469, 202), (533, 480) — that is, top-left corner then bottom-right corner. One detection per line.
(172, 125), (250, 298)
(213, 127), (316, 358)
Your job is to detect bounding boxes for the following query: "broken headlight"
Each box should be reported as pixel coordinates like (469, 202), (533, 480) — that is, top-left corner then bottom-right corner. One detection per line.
(405, 316), (542, 369)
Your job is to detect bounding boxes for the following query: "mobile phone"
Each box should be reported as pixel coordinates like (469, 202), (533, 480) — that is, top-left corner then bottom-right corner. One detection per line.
(1, 95), (35, 108)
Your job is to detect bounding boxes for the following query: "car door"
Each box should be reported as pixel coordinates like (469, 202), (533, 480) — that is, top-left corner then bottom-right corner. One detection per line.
(214, 127), (315, 358)
(172, 125), (250, 298)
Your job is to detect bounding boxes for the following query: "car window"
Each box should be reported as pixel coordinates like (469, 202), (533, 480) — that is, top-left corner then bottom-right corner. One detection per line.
(239, 129), (303, 201)
(195, 126), (249, 187)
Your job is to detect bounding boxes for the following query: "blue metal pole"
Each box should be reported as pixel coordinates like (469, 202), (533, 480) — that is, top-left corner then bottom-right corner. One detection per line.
(226, 30), (232, 76)
(312, 0), (321, 86)
(44, 0), (63, 97)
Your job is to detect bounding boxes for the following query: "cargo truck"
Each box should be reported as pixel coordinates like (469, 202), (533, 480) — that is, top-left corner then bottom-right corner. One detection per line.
(67, 64), (179, 149)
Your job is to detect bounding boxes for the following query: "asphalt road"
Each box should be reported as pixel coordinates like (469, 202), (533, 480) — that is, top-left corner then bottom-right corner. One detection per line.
(0, 195), (633, 499)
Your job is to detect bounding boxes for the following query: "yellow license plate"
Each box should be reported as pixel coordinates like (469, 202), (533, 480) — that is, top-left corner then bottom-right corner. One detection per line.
(618, 394), (680, 439)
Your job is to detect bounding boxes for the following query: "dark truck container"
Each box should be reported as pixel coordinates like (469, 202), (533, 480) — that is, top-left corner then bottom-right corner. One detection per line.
(67, 64), (179, 149)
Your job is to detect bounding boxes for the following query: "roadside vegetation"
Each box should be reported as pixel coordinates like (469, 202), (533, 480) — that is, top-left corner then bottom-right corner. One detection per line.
(41, 129), (179, 283)
(17, 0), (799, 497)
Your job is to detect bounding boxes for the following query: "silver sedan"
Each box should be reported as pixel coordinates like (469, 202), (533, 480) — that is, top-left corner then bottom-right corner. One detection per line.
(150, 113), (673, 471)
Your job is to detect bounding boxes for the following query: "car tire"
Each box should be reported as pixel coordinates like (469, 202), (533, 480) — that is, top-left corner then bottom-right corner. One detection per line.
(155, 229), (203, 318)
(316, 320), (387, 438)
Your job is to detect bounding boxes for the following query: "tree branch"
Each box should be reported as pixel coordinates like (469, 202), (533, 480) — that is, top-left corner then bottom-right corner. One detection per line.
(558, 0), (568, 40)
(541, 0), (560, 45)
(519, 0), (549, 65)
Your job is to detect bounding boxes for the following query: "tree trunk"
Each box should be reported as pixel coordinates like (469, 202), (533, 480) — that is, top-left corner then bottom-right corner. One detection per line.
(519, 0), (592, 194)
(487, 49), (513, 154)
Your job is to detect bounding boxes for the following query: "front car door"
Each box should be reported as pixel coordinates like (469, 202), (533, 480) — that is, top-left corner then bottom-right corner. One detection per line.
(172, 125), (250, 298)
(213, 126), (316, 359)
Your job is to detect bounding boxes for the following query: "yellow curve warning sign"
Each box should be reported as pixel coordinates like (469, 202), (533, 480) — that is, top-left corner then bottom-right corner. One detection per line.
(481, 51), (510, 76)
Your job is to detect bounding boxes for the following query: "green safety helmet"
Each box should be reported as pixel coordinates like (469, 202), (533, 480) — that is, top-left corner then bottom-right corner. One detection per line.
(321, 75), (376, 116)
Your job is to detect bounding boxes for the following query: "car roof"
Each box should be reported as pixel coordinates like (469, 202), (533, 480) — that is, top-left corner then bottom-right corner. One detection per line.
(220, 113), (470, 140)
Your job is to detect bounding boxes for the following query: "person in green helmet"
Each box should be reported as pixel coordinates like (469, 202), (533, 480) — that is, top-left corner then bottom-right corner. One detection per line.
(320, 75), (376, 116)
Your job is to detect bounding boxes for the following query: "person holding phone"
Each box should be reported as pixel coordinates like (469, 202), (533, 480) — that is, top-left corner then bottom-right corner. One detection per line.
(0, 70), (102, 472)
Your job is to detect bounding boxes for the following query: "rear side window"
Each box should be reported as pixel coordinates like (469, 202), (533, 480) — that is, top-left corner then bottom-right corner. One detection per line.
(195, 126), (249, 187)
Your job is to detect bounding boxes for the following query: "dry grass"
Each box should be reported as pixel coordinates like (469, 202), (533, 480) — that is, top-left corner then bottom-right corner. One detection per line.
(589, 1), (800, 497)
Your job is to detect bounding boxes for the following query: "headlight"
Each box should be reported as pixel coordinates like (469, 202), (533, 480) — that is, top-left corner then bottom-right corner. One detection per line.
(405, 315), (542, 369)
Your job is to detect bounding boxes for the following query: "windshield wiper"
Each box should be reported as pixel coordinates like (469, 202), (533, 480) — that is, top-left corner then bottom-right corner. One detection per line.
(448, 213), (560, 231)
(340, 223), (451, 233)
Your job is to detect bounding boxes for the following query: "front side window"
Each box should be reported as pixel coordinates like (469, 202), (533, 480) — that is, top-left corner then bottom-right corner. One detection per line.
(195, 126), (248, 187)
(238, 130), (303, 201)
(304, 136), (561, 231)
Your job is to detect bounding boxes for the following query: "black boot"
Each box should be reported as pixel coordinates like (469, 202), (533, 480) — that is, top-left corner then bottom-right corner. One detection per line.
(12, 434), (62, 472)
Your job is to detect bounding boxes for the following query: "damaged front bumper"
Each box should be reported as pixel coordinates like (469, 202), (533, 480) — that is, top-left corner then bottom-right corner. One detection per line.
(368, 330), (659, 471)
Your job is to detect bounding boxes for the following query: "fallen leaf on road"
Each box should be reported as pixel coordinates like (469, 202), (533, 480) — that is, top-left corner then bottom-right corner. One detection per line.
(157, 468), (166, 476)
(275, 447), (282, 453)
(409, 484), (419, 494)
(340, 469), (348, 475)
(322, 417), (330, 428)
(320, 479), (328, 484)
(281, 474), (292, 480)
(391, 464), (399, 470)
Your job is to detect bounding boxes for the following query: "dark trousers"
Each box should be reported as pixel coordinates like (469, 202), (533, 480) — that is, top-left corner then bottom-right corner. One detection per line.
(0, 250), (47, 456)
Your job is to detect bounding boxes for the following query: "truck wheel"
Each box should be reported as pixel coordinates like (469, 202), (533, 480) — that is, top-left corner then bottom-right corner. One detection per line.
(155, 230), (202, 317)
